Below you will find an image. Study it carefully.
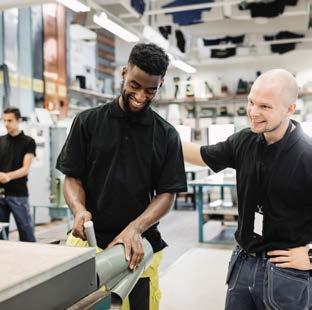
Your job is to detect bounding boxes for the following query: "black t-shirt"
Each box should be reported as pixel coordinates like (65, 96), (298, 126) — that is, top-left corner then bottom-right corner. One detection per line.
(56, 98), (187, 252)
(0, 131), (36, 196)
(200, 120), (312, 253)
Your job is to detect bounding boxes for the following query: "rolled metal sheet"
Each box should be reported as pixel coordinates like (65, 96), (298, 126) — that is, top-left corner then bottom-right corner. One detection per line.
(104, 269), (129, 291)
(110, 239), (153, 306)
(95, 239), (153, 293)
(110, 265), (144, 306)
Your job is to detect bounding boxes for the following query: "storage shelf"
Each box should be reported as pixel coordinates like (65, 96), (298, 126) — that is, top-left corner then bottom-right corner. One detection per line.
(69, 86), (114, 100)
(156, 95), (247, 105)
(156, 91), (312, 106)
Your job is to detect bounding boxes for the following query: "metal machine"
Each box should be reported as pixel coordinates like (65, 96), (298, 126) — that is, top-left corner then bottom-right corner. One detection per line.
(0, 238), (153, 310)
(27, 109), (72, 223)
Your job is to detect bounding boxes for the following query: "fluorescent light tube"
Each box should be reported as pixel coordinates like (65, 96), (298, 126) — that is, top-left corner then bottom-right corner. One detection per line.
(143, 25), (169, 50)
(171, 59), (196, 73)
(167, 52), (174, 60)
(56, 0), (90, 12)
(93, 13), (139, 43)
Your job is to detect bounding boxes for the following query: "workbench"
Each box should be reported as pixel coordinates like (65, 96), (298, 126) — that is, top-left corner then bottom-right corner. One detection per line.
(188, 173), (237, 243)
(174, 164), (209, 210)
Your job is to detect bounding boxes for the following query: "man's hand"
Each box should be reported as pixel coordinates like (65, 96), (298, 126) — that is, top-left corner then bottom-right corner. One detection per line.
(0, 172), (11, 184)
(72, 210), (92, 240)
(107, 223), (144, 270)
(267, 245), (311, 270)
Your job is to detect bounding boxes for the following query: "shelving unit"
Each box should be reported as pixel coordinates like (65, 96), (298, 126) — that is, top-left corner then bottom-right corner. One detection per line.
(69, 86), (114, 100)
(155, 91), (312, 107)
(154, 92), (312, 122)
(156, 94), (248, 106)
(68, 86), (114, 115)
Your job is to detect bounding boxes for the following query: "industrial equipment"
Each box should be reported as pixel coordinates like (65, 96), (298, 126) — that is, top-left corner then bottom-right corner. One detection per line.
(0, 238), (153, 310)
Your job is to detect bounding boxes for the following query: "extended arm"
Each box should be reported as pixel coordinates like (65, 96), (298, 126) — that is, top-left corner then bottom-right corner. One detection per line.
(182, 141), (206, 166)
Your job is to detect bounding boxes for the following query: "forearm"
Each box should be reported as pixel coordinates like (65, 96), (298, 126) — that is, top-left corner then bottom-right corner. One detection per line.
(63, 176), (86, 216)
(7, 167), (29, 180)
(2, 154), (34, 182)
(182, 142), (206, 166)
(131, 192), (175, 234)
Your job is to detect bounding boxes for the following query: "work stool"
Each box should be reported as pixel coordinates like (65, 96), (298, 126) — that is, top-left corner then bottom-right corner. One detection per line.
(0, 222), (9, 240)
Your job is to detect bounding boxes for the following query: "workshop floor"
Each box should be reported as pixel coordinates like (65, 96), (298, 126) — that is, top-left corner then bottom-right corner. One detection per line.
(8, 209), (234, 310)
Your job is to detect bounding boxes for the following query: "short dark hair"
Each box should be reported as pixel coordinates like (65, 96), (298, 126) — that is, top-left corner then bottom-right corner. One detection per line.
(3, 106), (22, 119)
(128, 43), (169, 77)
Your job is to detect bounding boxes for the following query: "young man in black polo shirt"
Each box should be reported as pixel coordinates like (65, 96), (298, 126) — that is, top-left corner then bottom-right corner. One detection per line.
(0, 107), (36, 242)
(56, 43), (187, 310)
(183, 69), (312, 309)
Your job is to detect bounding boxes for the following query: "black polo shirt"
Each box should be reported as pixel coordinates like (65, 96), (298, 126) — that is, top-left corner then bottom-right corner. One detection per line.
(56, 98), (187, 252)
(0, 131), (36, 196)
(200, 120), (312, 252)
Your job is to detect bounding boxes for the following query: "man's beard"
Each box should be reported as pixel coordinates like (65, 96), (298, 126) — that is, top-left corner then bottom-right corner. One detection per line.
(120, 81), (152, 114)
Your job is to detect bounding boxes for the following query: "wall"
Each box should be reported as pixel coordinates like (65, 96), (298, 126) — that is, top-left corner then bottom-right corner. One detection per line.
(114, 38), (135, 94)
(70, 39), (96, 89)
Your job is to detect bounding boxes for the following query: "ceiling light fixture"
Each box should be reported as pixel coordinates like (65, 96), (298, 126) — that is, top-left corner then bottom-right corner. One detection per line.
(93, 12), (139, 43)
(56, 0), (90, 12)
(143, 25), (169, 50)
(171, 59), (196, 73)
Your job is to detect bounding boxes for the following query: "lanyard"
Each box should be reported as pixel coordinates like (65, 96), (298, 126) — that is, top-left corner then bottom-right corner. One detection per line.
(256, 121), (293, 208)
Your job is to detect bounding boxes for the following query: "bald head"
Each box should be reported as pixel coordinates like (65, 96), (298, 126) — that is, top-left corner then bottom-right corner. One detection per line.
(252, 69), (298, 106)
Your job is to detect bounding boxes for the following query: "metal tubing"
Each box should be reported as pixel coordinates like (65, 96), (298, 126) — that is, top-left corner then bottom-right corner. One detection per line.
(96, 239), (153, 289)
(84, 221), (97, 247)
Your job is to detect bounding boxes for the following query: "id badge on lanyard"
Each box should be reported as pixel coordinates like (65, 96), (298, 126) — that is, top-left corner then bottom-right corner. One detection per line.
(254, 205), (264, 236)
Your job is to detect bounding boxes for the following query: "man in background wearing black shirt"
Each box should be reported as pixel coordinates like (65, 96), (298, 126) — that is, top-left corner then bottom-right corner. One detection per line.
(57, 43), (187, 310)
(0, 107), (36, 242)
(183, 69), (312, 309)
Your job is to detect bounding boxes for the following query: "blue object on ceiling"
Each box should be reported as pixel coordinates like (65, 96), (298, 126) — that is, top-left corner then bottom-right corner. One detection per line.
(162, 0), (214, 26)
(131, 0), (145, 15)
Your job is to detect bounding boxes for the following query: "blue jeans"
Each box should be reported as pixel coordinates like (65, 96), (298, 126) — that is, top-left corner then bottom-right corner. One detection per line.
(0, 196), (36, 242)
(225, 245), (312, 310)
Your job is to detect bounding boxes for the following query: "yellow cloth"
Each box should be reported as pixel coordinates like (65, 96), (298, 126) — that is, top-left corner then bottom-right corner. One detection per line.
(66, 233), (163, 310)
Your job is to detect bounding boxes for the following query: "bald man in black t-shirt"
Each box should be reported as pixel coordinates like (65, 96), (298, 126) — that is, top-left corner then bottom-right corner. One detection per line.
(183, 69), (312, 310)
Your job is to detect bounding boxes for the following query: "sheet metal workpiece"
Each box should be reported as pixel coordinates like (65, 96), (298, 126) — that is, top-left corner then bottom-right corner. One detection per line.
(96, 238), (154, 305)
